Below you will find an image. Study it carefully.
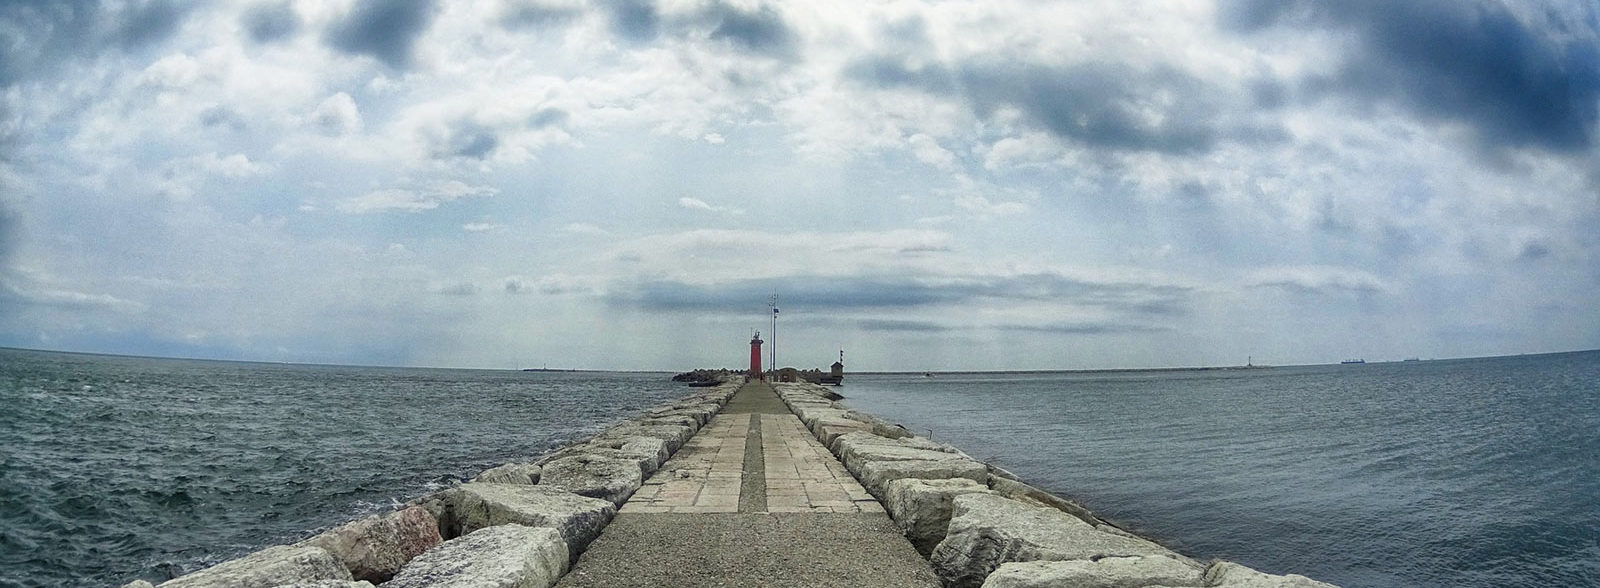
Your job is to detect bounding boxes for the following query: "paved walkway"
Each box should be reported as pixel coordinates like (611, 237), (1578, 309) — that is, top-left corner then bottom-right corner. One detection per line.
(556, 381), (938, 588)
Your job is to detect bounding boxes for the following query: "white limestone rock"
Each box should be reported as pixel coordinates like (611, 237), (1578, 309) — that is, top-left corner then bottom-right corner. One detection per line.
(119, 581), (155, 588)
(980, 558), (1205, 588)
(539, 454), (643, 507)
(987, 475), (1103, 527)
(931, 494), (1193, 588)
(435, 483), (615, 559)
(599, 423), (694, 453)
(883, 478), (996, 556)
(385, 525), (568, 588)
(1180, 562), (1339, 588)
(813, 419), (873, 446)
(159, 545), (350, 588)
(270, 582), (376, 588)
(474, 463), (542, 485)
(296, 506), (441, 583)
(857, 458), (990, 500)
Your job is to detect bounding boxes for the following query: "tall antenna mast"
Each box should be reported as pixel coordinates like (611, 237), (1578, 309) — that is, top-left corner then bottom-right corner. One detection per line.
(768, 292), (779, 374)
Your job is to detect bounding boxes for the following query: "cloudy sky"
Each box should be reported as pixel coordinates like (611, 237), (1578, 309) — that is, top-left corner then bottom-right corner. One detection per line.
(1, 0), (1597, 371)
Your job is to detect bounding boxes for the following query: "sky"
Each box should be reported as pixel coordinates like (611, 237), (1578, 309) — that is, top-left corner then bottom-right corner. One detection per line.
(1, 0), (1597, 371)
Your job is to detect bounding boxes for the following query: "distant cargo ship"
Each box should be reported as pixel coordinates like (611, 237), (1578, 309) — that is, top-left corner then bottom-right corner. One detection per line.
(1341, 359), (1366, 364)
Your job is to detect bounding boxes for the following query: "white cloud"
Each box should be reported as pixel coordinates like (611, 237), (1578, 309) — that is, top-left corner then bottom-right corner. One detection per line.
(313, 92), (363, 136)
(677, 197), (744, 215)
(335, 182), (497, 214)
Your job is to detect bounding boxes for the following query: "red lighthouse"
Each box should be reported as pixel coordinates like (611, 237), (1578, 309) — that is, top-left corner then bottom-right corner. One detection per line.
(749, 331), (764, 381)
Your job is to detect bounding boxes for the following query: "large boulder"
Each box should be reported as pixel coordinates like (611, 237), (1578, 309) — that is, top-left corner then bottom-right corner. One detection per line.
(271, 583), (376, 588)
(843, 410), (914, 439)
(1187, 562), (1339, 588)
(539, 454), (643, 507)
(987, 476), (1103, 527)
(597, 423), (693, 453)
(474, 463), (541, 485)
(536, 436), (667, 479)
(931, 494), (1195, 588)
(297, 506), (441, 583)
(857, 458), (990, 500)
(813, 419), (873, 446)
(159, 546), (350, 588)
(434, 483), (615, 559)
(981, 557), (1206, 588)
(831, 432), (967, 475)
(385, 525), (567, 588)
(636, 415), (701, 432)
(883, 478), (996, 556)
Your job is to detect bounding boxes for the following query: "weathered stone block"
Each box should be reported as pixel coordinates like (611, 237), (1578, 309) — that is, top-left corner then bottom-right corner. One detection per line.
(118, 581), (155, 588)
(931, 494), (1192, 588)
(474, 463), (542, 485)
(981, 557), (1205, 588)
(857, 458), (990, 500)
(883, 478), (995, 556)
(435, 483), (615, 559)
(546, 436), (670, 476)
(598, 423), (693, 453)
(159, 545), (350, 588)
(1192, 562), (1339, 588)
(296, 506), (441, 583)
(385, 525), (567, 588)
(636, 414), (701, 432)
(270, 582), (376, 588)
(814, 420), (873, 446)
(987, 476), (1102, 527)
(539, 454), (643, 507)
(833, 432), (972, 480)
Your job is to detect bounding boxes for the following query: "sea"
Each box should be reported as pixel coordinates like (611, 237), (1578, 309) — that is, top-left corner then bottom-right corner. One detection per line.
(1, 348), (1596, 587)
(842, 350), (1600, 588)
(0, 348), (687, 587)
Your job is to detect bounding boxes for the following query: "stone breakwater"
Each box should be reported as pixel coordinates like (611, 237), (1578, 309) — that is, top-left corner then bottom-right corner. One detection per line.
(771, 381), (1341, 588)
(120, 378), (743, 588)
(119, 376), (1339, 588)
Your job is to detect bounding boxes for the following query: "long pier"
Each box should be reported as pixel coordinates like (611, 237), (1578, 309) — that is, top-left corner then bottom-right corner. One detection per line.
(129, 378), (1339, 588)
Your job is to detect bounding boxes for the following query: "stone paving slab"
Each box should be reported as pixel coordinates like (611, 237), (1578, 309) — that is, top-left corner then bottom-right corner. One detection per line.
(623, 414), (748, 513)
(564, 381), (937, 587)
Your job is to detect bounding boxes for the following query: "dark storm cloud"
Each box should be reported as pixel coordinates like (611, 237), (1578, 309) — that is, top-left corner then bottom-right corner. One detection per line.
(1222, 0), (1600, 153)
(705, 2), (796, 59)
(529, 107), (569, 128)
(606, 0), (660, 43)
(999, 322), (1169, 335)
(325, 0), (438, 70)
(0, 0), (190, 87)
(0, 198), (18, 270)
(499, 0), (583, 29)
(242, 2), (300, 44)
(848, 56), (1276, 155)
(606, 273), (1192, 317)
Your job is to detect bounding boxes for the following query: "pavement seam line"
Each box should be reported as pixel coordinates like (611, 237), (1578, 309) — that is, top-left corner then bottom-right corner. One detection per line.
(738, 407), (767, 513)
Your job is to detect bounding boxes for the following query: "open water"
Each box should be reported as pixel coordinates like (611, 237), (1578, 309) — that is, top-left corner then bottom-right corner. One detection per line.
(0, 348), (685, 587)
(3, 348), (1596, 587)
(843, 350), (1600, 588)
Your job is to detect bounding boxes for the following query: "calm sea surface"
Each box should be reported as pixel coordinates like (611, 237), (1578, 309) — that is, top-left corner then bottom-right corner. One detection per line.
(0, 348), (685, 587)
(843, 351), (1600, 588)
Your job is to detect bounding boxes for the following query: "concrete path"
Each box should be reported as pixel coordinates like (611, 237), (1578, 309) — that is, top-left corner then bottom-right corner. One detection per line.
(556, 381), (939, 588)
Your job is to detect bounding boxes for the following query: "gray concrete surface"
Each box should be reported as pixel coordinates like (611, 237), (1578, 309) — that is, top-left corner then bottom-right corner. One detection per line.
(553, 513), (939, 588)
